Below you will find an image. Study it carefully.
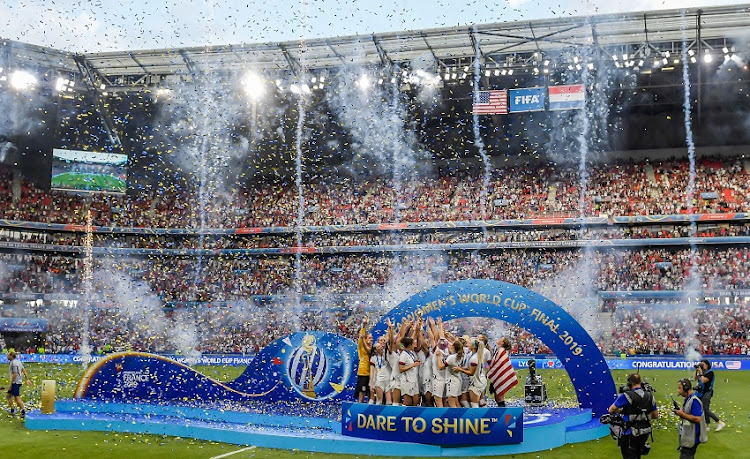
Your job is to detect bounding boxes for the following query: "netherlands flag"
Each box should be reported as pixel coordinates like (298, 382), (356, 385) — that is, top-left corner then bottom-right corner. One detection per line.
(548, 84), (585, 110)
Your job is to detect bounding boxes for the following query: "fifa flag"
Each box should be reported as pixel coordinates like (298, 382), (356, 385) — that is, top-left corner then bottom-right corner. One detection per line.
(548, 84), (585, 110)
(487, 347), (518, 397)
(472, 90), (508, 115)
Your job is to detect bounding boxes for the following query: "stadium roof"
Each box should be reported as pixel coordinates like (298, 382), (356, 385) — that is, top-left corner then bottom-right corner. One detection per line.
(2, 4), (749, 91)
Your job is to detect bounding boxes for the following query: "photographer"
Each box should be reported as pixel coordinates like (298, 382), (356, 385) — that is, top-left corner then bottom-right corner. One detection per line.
(608, 373), (658, 459)
(673, 378), (708, 458)
(694, 360), (726, 432)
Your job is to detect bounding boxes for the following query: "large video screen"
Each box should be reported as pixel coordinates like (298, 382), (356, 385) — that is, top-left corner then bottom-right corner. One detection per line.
(51, 149), (128, 193)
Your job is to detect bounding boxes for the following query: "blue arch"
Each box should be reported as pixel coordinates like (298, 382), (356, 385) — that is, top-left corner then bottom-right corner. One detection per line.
(371, 279), (616, 416)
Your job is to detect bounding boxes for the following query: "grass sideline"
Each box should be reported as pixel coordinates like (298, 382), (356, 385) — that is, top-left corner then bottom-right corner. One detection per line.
(2, 365), (748, 458)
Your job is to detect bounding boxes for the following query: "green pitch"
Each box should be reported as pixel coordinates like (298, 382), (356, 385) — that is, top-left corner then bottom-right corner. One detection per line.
(51, 172), (126, 192)
(2, 364), (748, 458)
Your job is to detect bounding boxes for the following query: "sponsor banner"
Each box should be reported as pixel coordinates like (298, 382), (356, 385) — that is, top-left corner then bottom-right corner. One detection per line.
(548, 84), (585, 110)
(513, 358), (750, 370)
(606, 358), (750, 371)
(1, 213), (749, 236)
(509, 87), (545, 112)
(0, 317), (48, 332)
(341, 402), (523, 445)
(8, 236), (750, 259)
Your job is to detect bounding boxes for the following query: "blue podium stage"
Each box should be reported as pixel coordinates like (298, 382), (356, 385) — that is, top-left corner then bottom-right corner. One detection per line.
(26, 400), (609, 456)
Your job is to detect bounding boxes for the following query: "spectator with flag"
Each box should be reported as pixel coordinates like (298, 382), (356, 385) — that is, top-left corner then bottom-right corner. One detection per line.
(488, 337), (518, 407)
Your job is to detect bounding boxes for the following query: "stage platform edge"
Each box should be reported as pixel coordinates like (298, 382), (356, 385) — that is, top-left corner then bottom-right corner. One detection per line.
(25, 401), (609, 457)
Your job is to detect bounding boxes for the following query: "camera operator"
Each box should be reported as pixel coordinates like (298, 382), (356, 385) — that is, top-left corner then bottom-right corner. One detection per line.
(694, 360), (725, 432)
(608, 373), (658, 459)
(673, 378), (708, 458)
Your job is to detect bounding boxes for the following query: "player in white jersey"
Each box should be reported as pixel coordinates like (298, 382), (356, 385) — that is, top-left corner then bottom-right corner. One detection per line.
(464, 339), (488, 407)
(441, 340), (464, 407)
(398, 336), (421, 406)
(458, 335), (473, 408)
(370, 338), (389, 404)
(431, 337), (450, 406)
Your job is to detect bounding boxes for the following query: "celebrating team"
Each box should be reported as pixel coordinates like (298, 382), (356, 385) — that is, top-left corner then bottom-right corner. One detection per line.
(356, 315), (516, 407)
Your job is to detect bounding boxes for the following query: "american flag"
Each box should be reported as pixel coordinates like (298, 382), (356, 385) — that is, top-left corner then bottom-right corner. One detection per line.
(487, 346), (518, 397)
(472, 90), (508, 115)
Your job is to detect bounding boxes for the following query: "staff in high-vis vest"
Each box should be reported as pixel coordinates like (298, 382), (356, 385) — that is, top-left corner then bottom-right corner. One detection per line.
(673, 378), (708, 459)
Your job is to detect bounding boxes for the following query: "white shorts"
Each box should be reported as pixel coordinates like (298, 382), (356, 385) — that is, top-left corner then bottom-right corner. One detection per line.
(420, 378), (433, 395)
(375, 375), (390, 391)
(469, 379), (487, 396)
(432, 378), (446, 399)
(445, 376), (461, 398)
(388, 378), (400, 393)
(460, 375), (470, 393)
(400, 380), (419, 397)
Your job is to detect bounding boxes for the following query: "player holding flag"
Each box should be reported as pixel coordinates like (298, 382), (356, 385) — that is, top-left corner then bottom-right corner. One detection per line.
(487, 337), (518, 407)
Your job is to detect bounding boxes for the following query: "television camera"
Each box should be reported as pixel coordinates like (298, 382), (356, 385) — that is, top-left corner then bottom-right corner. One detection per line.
(523, 359), (547, 406)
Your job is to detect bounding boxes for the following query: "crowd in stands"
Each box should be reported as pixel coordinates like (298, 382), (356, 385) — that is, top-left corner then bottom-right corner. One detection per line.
(609, 303), (750, 355)
(1, 157), (749, 229)
(1, 156), (750, 357)
(4, 248), (748, 301)
(2, 246), (750, 355)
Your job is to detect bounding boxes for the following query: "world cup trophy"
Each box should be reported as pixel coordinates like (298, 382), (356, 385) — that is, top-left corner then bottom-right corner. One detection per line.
(300, 334), (317, 398)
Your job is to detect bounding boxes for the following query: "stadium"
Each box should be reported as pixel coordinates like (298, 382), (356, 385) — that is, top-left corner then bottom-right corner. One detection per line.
(1, 2), (750, 458)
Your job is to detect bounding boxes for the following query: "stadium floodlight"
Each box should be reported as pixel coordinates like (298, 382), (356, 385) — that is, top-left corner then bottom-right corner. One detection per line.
(573, 57), (579, 64)
(507, 69), (513, 75)
(543, 60), (550, 66)
(484, 70), (491, 77)
(289, 83), (301, 94)
(10, 70), (37, 91)
(494, 69), (500, 76)
(722, 47), (729, 54)
(704, 53), (713, 63)
(612, 55), (618, 61)
(674, 59), (680, 65)
(301, 83), (311, 94)
(55, 77), (66, 92)
(443, 72), (451, 80)
(587, 62), (594, 70)
(688, 50), (695, 57)
(691, 56), (697, 64)
(241, 72), (265, 101)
